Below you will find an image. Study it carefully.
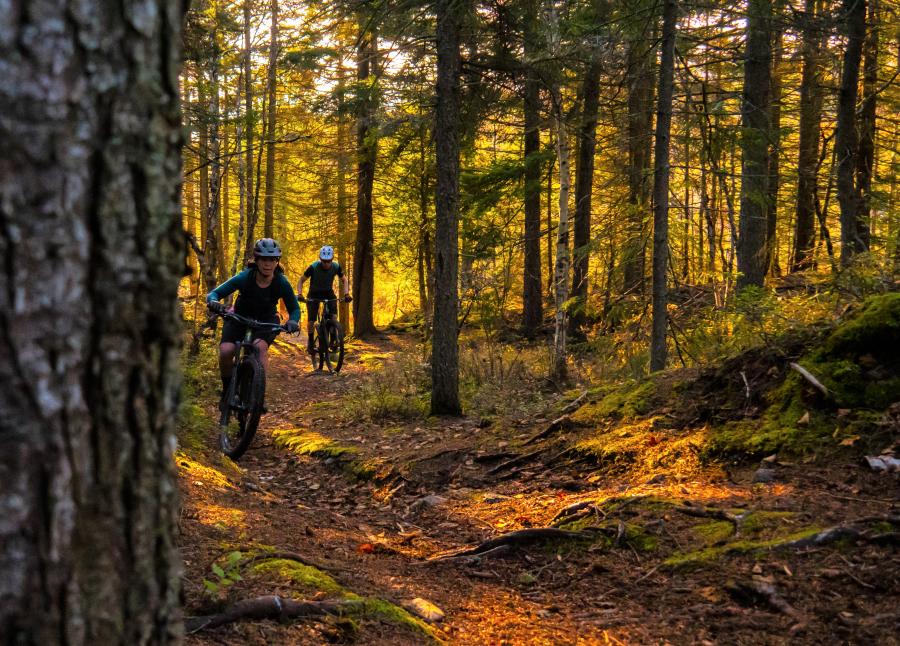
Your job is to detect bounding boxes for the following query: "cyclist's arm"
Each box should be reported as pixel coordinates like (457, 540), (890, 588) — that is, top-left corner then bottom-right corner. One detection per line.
(280, 276), (301, 322)
(206, 271), (248, 304)
(296, 274), (307, 297)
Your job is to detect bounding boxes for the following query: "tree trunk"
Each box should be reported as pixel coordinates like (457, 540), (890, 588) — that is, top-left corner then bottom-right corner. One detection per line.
(736, 0), (772, 289)
(204, 46), (222, 293)
(545, 0), (570, 382)
(765, 24), (783, 276)
(242, 0), (258, 263)
(0, 0), (184, 640)
(336, 60), (351, 329)
(837, 0), (867, 265)
(622, 34), (654, 295)
(522, 0), (543, 337)
(263, 0), (279, 238)
(856, 0), (879, 250)
(431, 0), (464, 415)
(791, 0), (823, 272)
(353, 20), (378, 337)
(569, 54), (602, 338)
(418, 119), (433, 330)
(650, 0), (678, 372)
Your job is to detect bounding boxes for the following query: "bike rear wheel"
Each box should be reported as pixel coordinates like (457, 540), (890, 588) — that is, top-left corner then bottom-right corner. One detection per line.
(322, 318), (345, 373)
(220, 354), (265, 460)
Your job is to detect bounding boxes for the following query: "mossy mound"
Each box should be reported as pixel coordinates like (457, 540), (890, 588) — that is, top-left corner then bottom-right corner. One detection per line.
(571, 294), (900, 462)
(245, 556), (440, 641)
(708, 293), (900, 457)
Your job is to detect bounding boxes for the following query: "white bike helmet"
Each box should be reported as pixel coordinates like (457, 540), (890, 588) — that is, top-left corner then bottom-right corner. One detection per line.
(319, 245), (334, 261)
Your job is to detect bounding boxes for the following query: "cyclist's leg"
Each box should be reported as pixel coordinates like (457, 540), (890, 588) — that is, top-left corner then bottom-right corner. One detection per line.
(251, 339), (270, 371)
(306, 300), (319, 353)
(219, 318), (245, 393)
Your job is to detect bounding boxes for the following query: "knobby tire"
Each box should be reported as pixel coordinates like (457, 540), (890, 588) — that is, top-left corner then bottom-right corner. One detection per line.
(220, 355), (266, 460)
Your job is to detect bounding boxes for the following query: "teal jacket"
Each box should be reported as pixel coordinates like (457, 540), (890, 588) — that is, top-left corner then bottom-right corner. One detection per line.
(207, 267), (300, 322)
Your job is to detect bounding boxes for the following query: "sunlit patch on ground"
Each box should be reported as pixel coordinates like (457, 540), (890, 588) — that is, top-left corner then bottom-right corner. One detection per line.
(196, 503), (247, 532)
(176, 451), (238, 490)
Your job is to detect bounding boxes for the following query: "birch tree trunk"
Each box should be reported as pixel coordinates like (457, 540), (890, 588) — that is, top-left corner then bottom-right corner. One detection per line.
(242, 0), (258, 263)
(546, 0), (570, 383)
(0, 0), (185, 640)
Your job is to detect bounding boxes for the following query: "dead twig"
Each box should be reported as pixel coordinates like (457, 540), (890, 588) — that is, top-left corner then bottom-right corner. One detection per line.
(789, 362), (830, 398)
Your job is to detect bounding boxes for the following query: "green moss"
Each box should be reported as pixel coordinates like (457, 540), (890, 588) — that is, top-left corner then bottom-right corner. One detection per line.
(664, 526), (823, 569)
(338, 594), (441, 641)
(249, 559), (345, 596)
(824, 293), (900, 358)
(247, 558), (441, 641)
(274, 429), (359, 459)
(693, 520), (734, 545)
(177, 399), (213, 455)
(571, 379), (658, 424)
(739, 511), (795, 536)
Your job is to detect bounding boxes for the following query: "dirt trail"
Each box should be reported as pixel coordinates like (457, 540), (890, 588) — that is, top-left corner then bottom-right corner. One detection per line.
(180, 333), (899, 645)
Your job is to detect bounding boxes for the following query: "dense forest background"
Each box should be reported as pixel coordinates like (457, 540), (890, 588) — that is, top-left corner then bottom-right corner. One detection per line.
(181, 0), (900, 380)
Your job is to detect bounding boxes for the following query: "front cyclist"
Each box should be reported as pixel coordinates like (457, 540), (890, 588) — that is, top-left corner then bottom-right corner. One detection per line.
(297, 245), (350, 354)
(206, 238), (300, 399)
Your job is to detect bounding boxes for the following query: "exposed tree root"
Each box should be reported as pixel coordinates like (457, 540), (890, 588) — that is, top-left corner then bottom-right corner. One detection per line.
(240, 550), (335, 573)
(423, 528), (587, 563)
(670, 504), (747, 535)
(523, 414), (572, 446)
(774, 517), (900, 550)
(486, 447), (548, 476)
(185, 595), (347, 633)
(551, 500), (604, 526)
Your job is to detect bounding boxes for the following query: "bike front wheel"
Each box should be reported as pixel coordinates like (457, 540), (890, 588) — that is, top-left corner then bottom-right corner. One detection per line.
(220, 354), (266, 460)
(321, 318), (345, 373)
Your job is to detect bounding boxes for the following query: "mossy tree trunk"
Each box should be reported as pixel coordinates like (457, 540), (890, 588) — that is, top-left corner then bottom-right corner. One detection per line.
(0, 0), (185, 641)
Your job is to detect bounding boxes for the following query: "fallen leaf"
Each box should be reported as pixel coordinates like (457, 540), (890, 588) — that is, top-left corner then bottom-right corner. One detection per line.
(839, 435), (860, 446)
(356, 543), (376, 554)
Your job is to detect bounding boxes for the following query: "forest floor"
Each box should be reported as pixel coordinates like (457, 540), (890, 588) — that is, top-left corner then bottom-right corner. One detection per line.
(178, 330), (899, 645)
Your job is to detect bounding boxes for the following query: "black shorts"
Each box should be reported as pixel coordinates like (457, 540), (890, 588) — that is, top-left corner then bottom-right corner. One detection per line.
(306, 294), (337, 323)
(220, 314), (281, 346)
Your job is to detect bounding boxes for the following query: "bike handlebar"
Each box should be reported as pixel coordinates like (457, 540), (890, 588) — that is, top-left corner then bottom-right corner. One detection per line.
(211, 308), (289, 332)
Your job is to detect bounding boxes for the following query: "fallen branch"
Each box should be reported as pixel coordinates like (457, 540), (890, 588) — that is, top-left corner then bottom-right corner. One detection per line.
(185, 595), (347, 633)
(789, 362), (830, 398)
(523, 414), (572, 445)
(414, 544), (514, 566)
(560, 390), (589, 415)
(486, 447), (548, 476)
(727, 579), (802, 619)
(424, 528), (587, 562)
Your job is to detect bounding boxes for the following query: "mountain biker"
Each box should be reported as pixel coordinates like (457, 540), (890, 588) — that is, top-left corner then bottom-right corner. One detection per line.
(206, 238), (300, 398)
(297, 245), (351, 354)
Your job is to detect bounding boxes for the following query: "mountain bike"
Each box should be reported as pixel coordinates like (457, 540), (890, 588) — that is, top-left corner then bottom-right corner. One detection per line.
(300, 296), (349, 373)
(210, 310), (289, 460)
